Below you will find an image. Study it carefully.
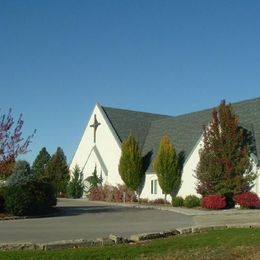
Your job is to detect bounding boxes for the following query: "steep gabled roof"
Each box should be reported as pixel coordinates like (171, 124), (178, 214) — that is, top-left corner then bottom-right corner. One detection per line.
(142, 108), (212, 171)
(102, 97), (260, 170)
(143, 98), (260, 171)
(101, 106), (171, 148)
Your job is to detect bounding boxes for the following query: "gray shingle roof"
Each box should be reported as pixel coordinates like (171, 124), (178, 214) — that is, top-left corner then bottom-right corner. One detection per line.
(101, 106), (171, 148)
(102, 97), (260, 171)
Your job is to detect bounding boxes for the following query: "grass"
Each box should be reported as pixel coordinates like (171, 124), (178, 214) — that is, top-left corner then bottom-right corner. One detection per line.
(0, 228), (260, 259)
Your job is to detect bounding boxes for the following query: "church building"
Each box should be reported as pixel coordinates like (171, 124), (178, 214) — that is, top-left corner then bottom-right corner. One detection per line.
(70, 97), (260, 200)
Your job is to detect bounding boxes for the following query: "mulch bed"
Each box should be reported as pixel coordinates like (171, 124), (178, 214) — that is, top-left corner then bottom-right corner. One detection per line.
(0, 212), (13, 219)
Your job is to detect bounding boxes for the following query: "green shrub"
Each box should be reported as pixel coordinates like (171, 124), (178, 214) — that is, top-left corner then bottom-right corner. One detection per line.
(184, 195), (201, 208)
(5, 179), (56, 216)
(5, 183), (35, 215)
(32, 179), (57, 209)
(172, 196), (184, 207)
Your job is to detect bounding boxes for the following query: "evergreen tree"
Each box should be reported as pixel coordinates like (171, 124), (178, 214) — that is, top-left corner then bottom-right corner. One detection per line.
(7, 160), (33, 186)
(32, 147), (51, 177)
(45, 147), (70, 195)
(153, 135), (180, 202)
(67, 165), (85, 198)
(118, 133), (143, 199)
(86, 166), (102, 190)
(196, 100), (256, 196)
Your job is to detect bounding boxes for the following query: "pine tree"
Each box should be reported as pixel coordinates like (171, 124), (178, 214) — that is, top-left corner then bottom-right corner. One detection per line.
(86, 166), (102, 190)
(32, 147), (51, 177)
(45, 147), (70, 195)
(67, 165), (85, 198)
(153, 135), (180, 202)
(118, 133), (143, 199)
(196, 100), (256, 197)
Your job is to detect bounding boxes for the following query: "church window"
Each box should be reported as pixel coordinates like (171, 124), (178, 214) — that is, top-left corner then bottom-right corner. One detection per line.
(151, 180), (157, 194)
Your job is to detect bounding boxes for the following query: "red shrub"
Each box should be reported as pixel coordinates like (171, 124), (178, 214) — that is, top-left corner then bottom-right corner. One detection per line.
(88, 186), (105, 201)
(149, 198), (170, 205)
(88, 184), (136, 203)
(139, 198), (149, 204)
(202, 194), (226, 209)
(234, 192), (260, 208)
(114, 184), (136, 202)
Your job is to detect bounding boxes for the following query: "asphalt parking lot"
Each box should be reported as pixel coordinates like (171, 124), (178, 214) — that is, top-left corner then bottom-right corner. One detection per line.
(0, 199), (194, 243)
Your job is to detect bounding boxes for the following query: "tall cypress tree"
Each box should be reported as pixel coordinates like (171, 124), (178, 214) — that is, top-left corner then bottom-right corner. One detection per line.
(32, 147), (51, 177)
(196, 100), (256, 197)
(45, 147), (70, 195)
(153, 135), (180, 202)
(118, 133), (143, 199)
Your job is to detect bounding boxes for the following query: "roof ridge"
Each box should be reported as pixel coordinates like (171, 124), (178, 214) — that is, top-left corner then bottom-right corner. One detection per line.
(102, 97), (260, 123)
(102, 106), (173, 118)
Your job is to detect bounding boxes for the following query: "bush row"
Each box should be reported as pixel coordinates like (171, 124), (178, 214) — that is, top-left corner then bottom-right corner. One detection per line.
(88, 184), (137, 203)
(234, 192), (260, 209)
(172, 195), (201, 208)
(171, 192), (260, 210)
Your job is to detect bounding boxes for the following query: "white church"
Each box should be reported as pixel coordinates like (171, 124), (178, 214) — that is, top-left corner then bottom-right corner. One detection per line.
(70, 97), (260, 200)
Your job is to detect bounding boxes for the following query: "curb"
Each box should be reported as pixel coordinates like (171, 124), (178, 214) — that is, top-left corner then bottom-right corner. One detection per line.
(84, 200), (260, 216)
(1, 223), (260, 251)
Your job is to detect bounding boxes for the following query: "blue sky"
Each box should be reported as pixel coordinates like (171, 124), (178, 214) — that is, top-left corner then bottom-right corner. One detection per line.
(1, 0), (260, 164)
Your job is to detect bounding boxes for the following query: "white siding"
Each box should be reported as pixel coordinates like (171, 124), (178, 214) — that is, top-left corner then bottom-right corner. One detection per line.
(177, 138), (203, 197)
(70, 104), (123, 186)
(139, 173), (170, 201)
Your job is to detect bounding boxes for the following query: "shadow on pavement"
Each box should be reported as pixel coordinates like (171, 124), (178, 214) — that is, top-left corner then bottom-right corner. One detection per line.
(54, 204), (145, 217)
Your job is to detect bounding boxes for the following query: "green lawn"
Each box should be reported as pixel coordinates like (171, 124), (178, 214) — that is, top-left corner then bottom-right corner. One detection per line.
(0, 228), (260, 259)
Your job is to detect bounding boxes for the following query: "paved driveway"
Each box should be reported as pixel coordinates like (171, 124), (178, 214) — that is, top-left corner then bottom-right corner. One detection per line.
(0, 199), (194, 243)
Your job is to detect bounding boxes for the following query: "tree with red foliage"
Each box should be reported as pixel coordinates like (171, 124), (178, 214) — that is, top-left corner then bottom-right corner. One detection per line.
(0, 109), (35, 179)
(196, 100), (256, 196)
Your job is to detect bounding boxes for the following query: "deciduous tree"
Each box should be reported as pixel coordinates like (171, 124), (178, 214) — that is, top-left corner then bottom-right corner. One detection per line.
(0, 109), (35, 179)
(196, 100), (256, 197)
(153, 135), (180, 202)
(118, 133), (143, 200)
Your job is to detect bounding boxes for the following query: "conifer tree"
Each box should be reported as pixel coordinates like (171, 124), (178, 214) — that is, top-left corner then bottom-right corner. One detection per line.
(67, 165), (85, 198)
(45, 147), (70, 195)
(196, 100), (256, 197)
(118, 133), (143, 199)
(153, 135), (180, 202)
(32, 147), (51, 177)
(86, 166), (102, 189)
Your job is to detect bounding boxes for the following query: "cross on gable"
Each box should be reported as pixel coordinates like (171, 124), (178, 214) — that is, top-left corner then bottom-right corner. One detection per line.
(90, 114), (101, 143)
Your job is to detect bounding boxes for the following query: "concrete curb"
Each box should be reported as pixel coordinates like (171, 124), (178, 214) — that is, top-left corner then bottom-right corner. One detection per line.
(85, 200), (260, 216)
(1, 223), (260, 251)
